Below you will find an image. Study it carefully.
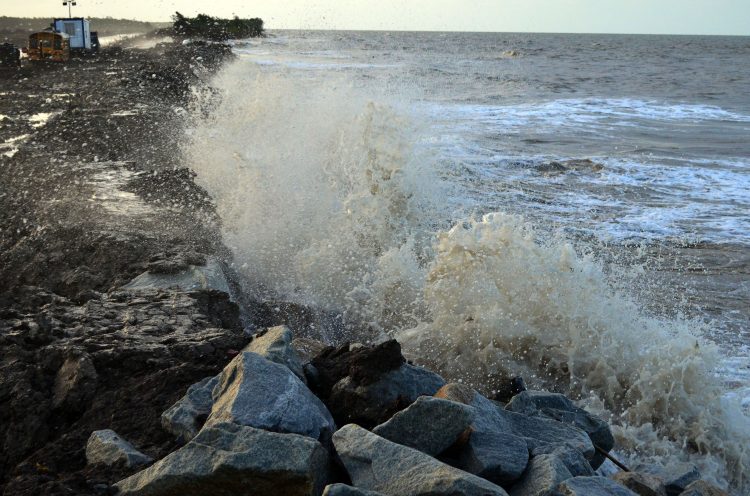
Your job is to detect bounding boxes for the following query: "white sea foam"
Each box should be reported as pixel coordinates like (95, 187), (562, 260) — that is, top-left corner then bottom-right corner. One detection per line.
(186, 59), (750, 493)
(442, 99), (750, 129)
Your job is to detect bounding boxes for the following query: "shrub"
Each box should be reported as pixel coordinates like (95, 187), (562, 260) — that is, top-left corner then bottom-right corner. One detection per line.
(172, 12), (264, 40)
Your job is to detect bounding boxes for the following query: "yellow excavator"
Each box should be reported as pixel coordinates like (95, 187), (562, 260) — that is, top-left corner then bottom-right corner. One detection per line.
(27, 30), (71, 62)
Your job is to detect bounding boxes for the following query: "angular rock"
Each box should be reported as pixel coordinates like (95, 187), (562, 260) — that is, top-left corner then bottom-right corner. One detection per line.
(206, 351), (335, 443)
(323, 484), (386, 496)
(612, 471), (667, 496)
(506, 411), (594, 457)
(85, 429), (153, 468)
(436, 383), (593, 466)
(556, 476), (639, 496)
(116, 423), (329, 496)
(679, 480), (729, 496)
(438, 383), (593, 483)
(439, 385), (592, 453)
(161, 327), (307, 443)
(122, 258), (231, 294)
(333, 424), (508, 496)
(53, 353), (98, 412)
(161, 375), (218, 442)
(509, 454), (572, 496)
(311, 340), (406, 398)
(372, 396), (474, 456)
(636, 464), (701, 496)
(506, 391), (614, 468)
(457, 429), (530, 484)
(329, 364), (445, 428)
(246, 325), (306, 382)
(531, 445), (594, 477)
(310, 340), (445, 427)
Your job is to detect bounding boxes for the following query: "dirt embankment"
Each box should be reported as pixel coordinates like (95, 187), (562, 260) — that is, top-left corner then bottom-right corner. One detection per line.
(0, 40), (247, 495)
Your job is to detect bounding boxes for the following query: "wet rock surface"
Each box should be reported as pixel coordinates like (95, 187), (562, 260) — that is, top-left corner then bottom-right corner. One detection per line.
(310, 340), (445, 428)
(205, 350), (336, 443)
(246, 325), (307, 382)
(116, 422), (329, 496)
(556, 476), (639, 496)
(0, 38), (241, 495)
(636, 464), (702, 496)
(333, 424), (508, 496)
(612, 471), (668, 496)
(0, 287), (246, 494)
(85, 430), (153, 469)
(506, 391), (614, 468)
(435, 382), (593, 483)
(678, 480), (729, 496)
(160, 375), (218, 442)
(322, 484), (386, 496)
(508, 453), (572, 496)
(372, 396), (473, 456)
(530, 445), (594, 478)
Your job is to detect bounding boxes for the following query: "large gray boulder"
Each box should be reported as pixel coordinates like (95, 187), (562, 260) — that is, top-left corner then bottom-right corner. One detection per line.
(611, 471), (667, 496)
(85, 429), (153, 468)
(509, 454), (573, 496)
(556, 476), (639, 496)
(116, 422), (329, 496)
(457, 430), (530, 484)
(206, 351), (335, 443)
(333, 424), (508, 496)
(506, 391), (614, 468)
(438, 384), (594, 457)
(246, 326), (306, 382)
(161, 375), (218, 442)
(322, 484), (386, 496)
(161, 328), (308, 442)
(435, 383), (592, 484)
(372, 396), (473, 456)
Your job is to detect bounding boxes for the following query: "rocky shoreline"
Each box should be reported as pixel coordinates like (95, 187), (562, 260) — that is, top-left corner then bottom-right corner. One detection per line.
(0, 39), (730, 495)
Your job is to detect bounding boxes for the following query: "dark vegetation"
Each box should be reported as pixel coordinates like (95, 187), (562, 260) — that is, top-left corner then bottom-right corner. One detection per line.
(171, 12), (264, 40)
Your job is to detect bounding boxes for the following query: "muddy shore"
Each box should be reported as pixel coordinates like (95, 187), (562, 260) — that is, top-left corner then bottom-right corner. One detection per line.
(0, 39), (267, 494)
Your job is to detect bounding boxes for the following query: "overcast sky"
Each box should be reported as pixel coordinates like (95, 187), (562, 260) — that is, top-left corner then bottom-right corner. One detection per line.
(4, 0), (749, 35)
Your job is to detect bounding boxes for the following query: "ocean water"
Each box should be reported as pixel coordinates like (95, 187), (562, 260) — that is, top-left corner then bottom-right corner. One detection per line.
(185, 31), (750, 492)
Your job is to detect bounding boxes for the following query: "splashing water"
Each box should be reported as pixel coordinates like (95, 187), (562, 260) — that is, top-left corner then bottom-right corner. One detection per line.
(185, 62), (446, 331)
(186, 59), (750, 492)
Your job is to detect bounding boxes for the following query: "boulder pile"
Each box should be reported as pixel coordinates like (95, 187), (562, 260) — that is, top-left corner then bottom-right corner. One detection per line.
(86, 327), (727, 496)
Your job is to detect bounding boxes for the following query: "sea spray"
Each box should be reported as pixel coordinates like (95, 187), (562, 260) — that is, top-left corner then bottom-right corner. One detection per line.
(398, 213), (750, 490)
(186, 59), (750, 492)
(185, 61), (447, 332)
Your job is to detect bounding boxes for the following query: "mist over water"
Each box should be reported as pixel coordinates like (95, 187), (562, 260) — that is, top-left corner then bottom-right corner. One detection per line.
(186, 32), (750, 492)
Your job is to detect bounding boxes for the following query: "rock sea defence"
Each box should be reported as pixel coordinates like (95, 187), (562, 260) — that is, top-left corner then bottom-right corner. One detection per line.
(101, 337), (725, 496)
